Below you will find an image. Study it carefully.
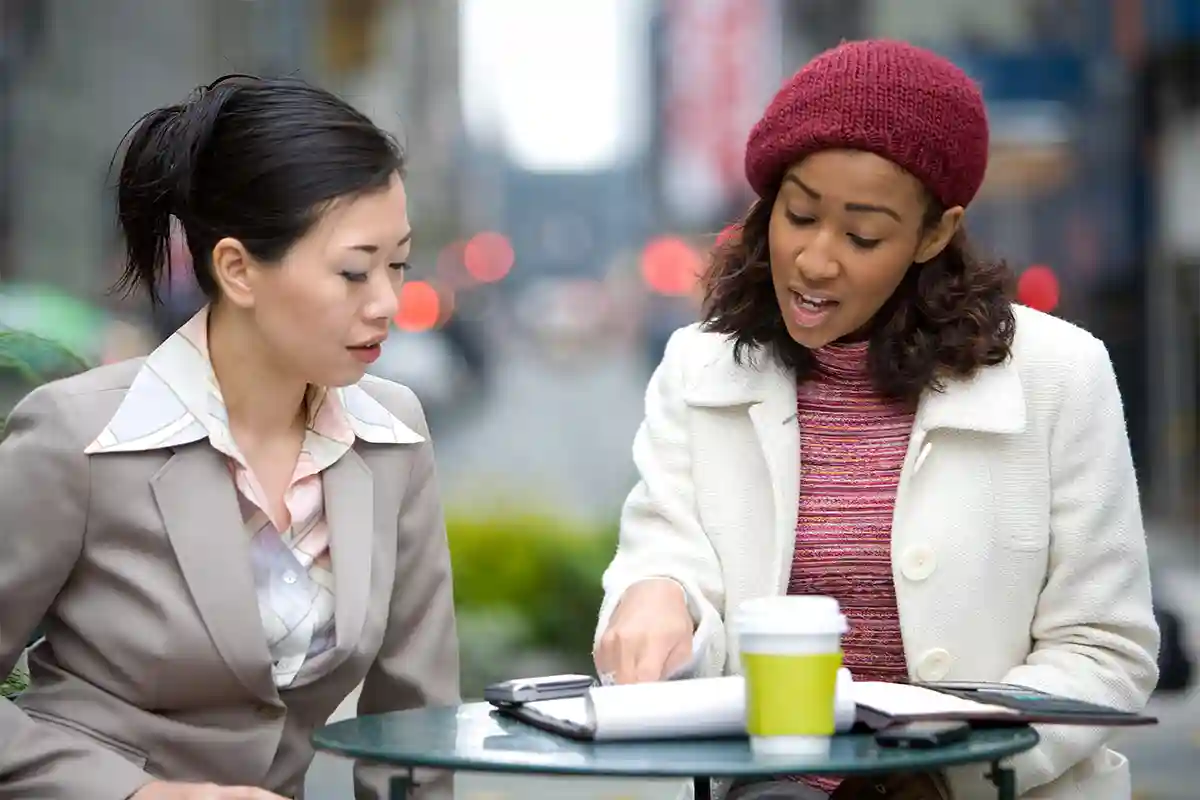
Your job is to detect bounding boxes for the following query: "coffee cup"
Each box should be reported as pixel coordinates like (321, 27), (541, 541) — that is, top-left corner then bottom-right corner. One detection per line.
(734, 595), (849, 756)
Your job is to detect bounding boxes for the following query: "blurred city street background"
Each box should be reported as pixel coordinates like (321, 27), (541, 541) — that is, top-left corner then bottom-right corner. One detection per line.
(1, 0), (1197, 797)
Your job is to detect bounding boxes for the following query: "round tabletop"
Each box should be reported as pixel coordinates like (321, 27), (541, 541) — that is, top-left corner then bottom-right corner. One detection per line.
(313, 702), (1040, 779)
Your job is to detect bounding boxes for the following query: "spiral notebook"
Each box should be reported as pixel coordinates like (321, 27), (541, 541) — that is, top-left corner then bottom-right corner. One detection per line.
(494, 673), (858, 742)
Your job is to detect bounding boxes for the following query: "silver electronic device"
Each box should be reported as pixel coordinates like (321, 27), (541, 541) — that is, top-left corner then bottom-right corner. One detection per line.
(483, 673), (597, 706)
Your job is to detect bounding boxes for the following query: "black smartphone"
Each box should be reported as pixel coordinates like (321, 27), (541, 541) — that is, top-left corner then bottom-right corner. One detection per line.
(874, 720), (971, 749)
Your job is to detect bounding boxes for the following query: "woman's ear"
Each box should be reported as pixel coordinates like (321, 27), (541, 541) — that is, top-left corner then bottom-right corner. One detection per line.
(915, 206), (964, 264)
(210, 237), (257, 309)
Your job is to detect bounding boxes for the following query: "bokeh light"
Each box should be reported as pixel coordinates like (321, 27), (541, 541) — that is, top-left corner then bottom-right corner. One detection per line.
(395, 281), (442, 332)
(640, 236), (701, 296)
(463, 232), (515, 283)
(1017, 265), (1061, 313)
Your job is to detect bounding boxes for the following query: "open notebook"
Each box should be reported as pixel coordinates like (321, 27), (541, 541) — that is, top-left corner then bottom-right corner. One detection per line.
(492, 675), (1156, 742)
(495, 671), (856, 742)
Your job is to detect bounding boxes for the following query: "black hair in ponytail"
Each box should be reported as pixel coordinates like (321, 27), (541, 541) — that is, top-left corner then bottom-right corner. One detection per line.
(114, 74), (405, 305)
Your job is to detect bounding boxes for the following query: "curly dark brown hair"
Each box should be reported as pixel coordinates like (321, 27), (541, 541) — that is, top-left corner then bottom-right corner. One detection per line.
(701, 183), (1016, 405)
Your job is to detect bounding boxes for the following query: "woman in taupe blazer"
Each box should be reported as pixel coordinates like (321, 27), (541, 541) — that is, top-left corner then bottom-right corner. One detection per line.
(0, 75), (458, 799)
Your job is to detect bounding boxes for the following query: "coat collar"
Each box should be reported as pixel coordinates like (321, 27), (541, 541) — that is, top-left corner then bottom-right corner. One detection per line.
(85, 307), (423, 455)
(681, 339), (1027, 436)
(680, 333), (1027, 596)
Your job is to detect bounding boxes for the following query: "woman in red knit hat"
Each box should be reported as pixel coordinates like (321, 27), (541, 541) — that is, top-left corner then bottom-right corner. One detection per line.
(594, 39), (1157, 799)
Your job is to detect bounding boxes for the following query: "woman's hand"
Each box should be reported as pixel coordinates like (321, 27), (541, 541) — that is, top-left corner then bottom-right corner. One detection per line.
(594, 578), (695, 684)
(130, 781), (289, 799)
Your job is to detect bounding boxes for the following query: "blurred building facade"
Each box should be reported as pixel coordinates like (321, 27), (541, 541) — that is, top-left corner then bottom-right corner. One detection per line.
(2, 0), (461, 297)
(0, 0), (1195, 524)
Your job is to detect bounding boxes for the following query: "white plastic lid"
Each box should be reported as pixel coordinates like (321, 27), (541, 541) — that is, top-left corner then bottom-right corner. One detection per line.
(734, 595), (848, 636)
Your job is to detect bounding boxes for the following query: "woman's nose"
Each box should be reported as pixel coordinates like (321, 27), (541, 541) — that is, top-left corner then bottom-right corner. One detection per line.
(795, 233), (840, 282)
(366, 270), (400, 321)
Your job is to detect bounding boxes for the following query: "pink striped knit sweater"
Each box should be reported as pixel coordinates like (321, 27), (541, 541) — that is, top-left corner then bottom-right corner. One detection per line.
(788, 340), (913, 793)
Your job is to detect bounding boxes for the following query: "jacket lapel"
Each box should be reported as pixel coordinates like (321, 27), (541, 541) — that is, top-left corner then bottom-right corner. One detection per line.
(150, 444), (281, 706)
(320, 448), (374, 670)
(683, 347), (799, 590)
(747, 375), (801, 591)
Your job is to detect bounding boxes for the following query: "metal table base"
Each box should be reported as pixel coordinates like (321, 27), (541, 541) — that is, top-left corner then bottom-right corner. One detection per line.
(387, 762), (1017, 800)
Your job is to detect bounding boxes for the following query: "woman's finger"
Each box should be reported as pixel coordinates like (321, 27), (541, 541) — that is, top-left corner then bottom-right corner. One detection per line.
(630, 640), (672, 683)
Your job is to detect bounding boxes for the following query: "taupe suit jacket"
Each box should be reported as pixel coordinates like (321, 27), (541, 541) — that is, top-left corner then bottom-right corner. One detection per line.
(0, 360), (460, 799)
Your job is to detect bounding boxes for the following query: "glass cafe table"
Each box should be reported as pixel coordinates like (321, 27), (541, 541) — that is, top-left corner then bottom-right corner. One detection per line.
(313, 702), (1039, 800)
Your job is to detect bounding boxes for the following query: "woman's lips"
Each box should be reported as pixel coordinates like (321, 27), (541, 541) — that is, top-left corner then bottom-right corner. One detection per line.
(348, 343), (382, 364)
(789, 291), (839, 328)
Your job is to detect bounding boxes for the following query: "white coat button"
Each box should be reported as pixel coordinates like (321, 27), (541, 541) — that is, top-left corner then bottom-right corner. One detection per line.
(282, 570), (298, 585)
(900, 545), (937, 582)
(916, 648), (953, 681)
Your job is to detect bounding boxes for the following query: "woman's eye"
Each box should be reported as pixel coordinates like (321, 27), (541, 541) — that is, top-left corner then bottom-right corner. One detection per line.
(785, 211), (815, 226)
(340, 271), (369, 283)
(848, 234), (881, 250)
(388, 261), (410, 272)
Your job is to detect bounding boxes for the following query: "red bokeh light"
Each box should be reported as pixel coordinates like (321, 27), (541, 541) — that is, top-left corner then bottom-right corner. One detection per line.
(395, 281), (442, 332)
(463, 232), (514, 283)
(1017, 265), (1061, 313)
(641, 236), (702, 296)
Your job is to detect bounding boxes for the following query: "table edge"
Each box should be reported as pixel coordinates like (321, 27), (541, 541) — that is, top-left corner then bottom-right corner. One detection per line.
(311, 726), (1041, 779)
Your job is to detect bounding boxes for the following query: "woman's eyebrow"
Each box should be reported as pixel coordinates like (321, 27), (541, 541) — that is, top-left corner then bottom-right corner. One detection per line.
(784, 174), (902, 222)
(345, 231), (413, 254)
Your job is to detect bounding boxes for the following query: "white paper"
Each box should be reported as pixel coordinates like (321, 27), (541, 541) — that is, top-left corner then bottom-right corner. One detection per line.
(523, 669), (856, 741)
(850, 682), (1019, 718)
(586, 676), (751, 740)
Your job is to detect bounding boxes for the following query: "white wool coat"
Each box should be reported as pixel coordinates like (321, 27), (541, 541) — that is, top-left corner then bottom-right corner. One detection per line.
(597, 305), (1159, 799)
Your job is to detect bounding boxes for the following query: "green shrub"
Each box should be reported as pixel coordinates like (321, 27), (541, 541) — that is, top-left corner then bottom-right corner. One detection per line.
(0, 328), (88, 384)
(0, 668), (28, 700)
(446, 510), (617, 694)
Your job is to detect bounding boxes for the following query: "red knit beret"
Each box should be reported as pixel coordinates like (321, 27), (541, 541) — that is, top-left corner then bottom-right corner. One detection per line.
(745, 39), (989, 210)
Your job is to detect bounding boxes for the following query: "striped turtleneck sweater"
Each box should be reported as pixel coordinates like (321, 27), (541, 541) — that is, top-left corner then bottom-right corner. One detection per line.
(788, 339), (914, 794)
